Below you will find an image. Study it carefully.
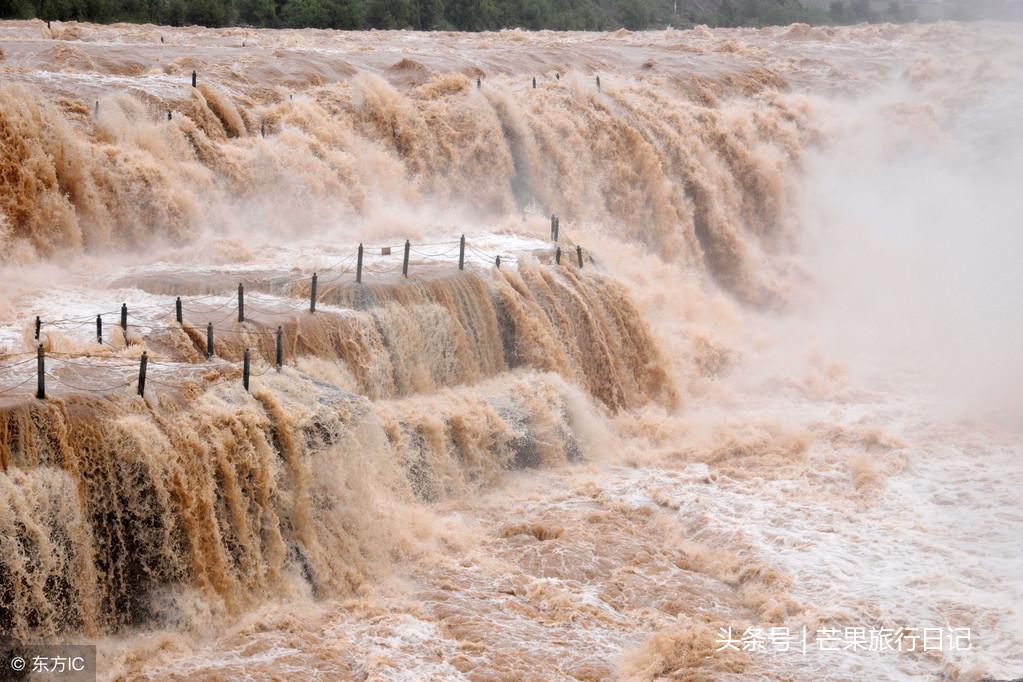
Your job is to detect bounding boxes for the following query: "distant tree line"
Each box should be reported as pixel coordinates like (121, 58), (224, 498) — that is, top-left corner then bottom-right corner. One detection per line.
(0, 0), (1019, 30)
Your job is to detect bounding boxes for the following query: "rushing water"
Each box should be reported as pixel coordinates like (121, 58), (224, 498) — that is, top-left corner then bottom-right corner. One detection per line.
(0, 18), (1021, 682)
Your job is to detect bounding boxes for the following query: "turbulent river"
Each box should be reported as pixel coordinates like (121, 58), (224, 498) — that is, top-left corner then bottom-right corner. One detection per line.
(0, 18), (1021, 682)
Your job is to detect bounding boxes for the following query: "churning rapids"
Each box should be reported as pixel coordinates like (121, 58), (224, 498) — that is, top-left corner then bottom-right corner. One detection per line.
(1, 18), (1022, 682)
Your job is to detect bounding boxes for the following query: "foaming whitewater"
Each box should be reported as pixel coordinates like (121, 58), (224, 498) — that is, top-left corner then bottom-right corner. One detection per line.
(0, 19), (816, 304)
(1, 18), (1022, 682)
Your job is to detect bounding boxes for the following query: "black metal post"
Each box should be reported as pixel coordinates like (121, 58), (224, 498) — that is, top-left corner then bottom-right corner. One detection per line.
(275, 326), (283, 372)
(596, 75), (601, 91)
(138, 351), (148, 397)
(206, 322), (214, 359)
(356, 244), (364, 284)
(243, 349), (250, 392)
(402, 240), (410, 278)
(191, 70), (197, 88)
(532, 77), (536, 88)
(556, 247), (561, 265)
(120, 303), (128, 330)
(96, 315), (102, 344)
(495, 255), (501, 269)
(577, 245), (584, 268)
(36, 344), (45, 400)
(238, 283), (244, 323)
(459, 235), (465, 271)
(310, 273), (318, 313)
(175, 296), (182, 324)
(167, 110), (172, 121)
(34, 316), (40, 341)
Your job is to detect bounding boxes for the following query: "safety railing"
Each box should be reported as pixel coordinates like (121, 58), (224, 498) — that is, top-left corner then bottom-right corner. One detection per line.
(0, 225), (588, 400)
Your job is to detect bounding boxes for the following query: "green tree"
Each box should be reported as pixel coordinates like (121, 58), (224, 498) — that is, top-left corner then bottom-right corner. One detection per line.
(3, 0), (952, 32)
(282, 0), (364, 27)
(282, 0), (330, 25)
(238, 0), (276, 24)
(617, 0), (652, 29)
(412, 0), (443, 27)
(366, 0), (413, 27)
(161, 0), (187, 24)
(444, 0), (498, 30)
(183, 0), (229, 25)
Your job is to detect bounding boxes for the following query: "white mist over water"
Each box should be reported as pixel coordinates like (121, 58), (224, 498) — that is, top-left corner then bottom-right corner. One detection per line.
(0, 18), (1022, 682)
(729, 37), (1023, 680)
(795, 48), (1023, 422)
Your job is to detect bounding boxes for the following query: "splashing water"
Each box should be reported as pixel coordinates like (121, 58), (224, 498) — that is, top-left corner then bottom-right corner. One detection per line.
(0, 18), (1021, 682)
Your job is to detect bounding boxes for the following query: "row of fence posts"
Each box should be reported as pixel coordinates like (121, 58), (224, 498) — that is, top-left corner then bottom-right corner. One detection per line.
(96, 70), (598, 130)
(27, 231), (583, 400)
(554, 245), (584, 267)
(549, 214), (584, 266)
(36, 305), (127, 345)
(311, 233), (507, 311)
(31, 320), (284, 399)
(76, 57), (594, 98)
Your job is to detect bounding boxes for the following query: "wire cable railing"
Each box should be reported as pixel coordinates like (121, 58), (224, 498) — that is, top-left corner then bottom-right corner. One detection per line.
(0, 225), (584, 399)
